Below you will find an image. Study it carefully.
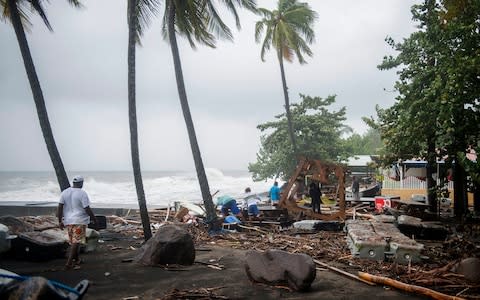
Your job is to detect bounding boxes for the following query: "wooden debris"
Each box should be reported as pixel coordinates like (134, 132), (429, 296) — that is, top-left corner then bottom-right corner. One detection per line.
(313, 259), (375, 286)
(358, 272), (465, 300)
(160, 287), (228, 300)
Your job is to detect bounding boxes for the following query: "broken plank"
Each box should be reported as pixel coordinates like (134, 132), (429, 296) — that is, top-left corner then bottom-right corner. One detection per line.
(313, 259), (375, 286)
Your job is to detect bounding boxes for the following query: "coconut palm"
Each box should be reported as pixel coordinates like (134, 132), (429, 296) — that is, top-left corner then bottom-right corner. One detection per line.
(0, 0), (82, 191)
(255, 0), (317, 156)
(161, 0), (256, 230)
(127, 0), (159, 241)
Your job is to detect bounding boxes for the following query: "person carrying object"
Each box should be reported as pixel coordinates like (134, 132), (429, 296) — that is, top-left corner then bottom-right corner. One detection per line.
(216, 195), (242, 218)
(58, 175), (97, 270)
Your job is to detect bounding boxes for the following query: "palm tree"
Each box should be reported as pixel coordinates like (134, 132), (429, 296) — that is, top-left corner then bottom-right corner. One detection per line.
(255, 0), (317, 156)
(127, 0), (159, 241)
(161, 0), (256, 230)
(0, 0), (81, 191)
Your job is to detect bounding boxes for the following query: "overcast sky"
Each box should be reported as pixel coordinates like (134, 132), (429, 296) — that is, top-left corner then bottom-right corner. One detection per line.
(0, 0), (420, 172)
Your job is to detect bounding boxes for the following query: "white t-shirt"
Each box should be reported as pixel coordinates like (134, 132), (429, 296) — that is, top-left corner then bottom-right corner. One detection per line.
(244, 192), (260, 207)
(59, 187), (91, 225)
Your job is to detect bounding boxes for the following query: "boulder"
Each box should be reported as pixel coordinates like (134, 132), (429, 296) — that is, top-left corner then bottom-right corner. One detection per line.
(244, 249), (316, 291)
(454, 257), (480, 283)
(135, 225), (195, 266)
(6, 277), (64, 300)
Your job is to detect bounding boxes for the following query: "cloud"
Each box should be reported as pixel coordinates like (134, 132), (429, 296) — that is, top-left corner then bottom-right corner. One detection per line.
(0, 0), (420, 171)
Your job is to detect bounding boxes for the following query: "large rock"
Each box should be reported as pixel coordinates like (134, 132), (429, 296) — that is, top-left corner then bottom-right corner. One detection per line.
(244, 249), (316, 291)
(5, 276), (67, 300)
(135, 225), (195, 266)
(454, 257), (480, 283)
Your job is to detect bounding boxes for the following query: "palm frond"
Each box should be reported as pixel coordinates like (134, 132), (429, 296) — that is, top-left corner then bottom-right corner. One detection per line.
(162, 0), (254, 50)
(205, 0), (233, 41)
(128, 0), (160, 45)
(254, 0), (316, 64)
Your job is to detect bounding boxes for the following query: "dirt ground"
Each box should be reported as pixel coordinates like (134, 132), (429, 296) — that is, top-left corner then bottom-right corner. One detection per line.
(1, 230), (424, 300)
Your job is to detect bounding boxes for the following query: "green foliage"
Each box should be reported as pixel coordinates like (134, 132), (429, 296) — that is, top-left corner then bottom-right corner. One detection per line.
(249, 94), (350, 181)
(343, 128), (383, 156)
(372, 0), (480, 167)
(255, 0), (317, 64)
(458, 148), (480, 185)
(1, 0), (82, 31)
(128, 0), (160, 45)
(161, 0), (256, 49)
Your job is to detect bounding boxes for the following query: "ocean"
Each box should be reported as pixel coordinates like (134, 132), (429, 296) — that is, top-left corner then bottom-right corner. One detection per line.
(0, 169), (278, 208)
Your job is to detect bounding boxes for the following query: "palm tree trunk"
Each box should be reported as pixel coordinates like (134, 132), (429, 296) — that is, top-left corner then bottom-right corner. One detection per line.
(128, 0), (152, 240)
(167, 3), (218, 229)
(277, 51), (297, 156)
(8, 0), (70, 191)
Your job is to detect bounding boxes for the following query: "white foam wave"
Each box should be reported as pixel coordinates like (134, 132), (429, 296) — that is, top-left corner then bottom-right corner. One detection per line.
(0, 171), (280, 207)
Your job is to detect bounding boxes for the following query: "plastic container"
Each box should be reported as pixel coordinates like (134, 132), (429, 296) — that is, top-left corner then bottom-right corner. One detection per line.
(224, 215), (241, 224)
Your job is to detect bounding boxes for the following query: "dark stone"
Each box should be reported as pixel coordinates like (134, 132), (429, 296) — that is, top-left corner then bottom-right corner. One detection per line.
(4, 276), (66, 300)
(244, 249), (316, 291)
(134, 224), (195, 266)
(454, 257), (480, 283)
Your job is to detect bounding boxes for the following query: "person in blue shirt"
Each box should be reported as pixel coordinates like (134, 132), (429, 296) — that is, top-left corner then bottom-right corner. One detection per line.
(216, 195), (241, 217)
(269, 181), (281, 206)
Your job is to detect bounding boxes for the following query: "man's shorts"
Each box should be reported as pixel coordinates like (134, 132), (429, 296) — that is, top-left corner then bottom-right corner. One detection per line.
(248, 204), (259, 216)
(66, 224), (87, 244)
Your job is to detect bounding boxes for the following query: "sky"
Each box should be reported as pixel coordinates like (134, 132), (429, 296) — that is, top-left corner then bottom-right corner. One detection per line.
(0, 0), (421, 172)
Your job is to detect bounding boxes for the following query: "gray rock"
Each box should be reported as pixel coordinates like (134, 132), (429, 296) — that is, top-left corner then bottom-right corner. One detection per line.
(7, 276), (66, 300)
(135, 224), (195, 266)
(244, 249), (316, 291)
(454, 257), (480, 283)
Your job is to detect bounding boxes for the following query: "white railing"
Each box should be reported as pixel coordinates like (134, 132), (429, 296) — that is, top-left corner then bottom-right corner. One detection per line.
(382, 176), (454, 190)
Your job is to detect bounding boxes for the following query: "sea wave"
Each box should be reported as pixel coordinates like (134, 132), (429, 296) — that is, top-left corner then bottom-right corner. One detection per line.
(0, 169), (279, 207)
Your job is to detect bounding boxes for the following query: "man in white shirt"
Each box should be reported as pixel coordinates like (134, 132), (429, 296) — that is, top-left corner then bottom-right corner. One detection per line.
(58, 175), (96, 269)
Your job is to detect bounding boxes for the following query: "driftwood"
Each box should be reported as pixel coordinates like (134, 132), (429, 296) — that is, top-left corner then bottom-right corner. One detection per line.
(160, 287), (227, 300)
(313, 259), (375, 286)
(358, 272), (466, 300)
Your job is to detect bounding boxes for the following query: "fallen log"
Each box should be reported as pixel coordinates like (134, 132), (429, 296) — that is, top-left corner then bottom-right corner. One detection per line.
(237, 224), (269, 235)
(358, 272), (466, 300)
(313, 259), (375, 286)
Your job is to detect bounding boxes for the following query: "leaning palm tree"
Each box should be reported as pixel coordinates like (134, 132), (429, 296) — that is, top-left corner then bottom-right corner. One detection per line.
(255, 0), (317, 156)
(127, 0), (159, 241)
(0, 0), (81, 191)
(161, 0), (256, 230)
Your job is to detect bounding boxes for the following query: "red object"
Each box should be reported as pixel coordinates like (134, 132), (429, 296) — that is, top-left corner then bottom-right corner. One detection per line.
(375, 197), (391, 213)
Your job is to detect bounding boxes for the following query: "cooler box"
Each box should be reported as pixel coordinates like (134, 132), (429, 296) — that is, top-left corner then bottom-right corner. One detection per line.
(374, 197), (391, 213)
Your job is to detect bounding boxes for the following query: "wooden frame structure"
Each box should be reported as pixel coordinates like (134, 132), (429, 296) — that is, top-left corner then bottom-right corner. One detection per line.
(278, 157), (346, 221)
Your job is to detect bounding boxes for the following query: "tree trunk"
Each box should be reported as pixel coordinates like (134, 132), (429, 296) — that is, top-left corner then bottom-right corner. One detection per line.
(9, 0), (70, 191)
(167, 3), (218, 229)
(453, 154), (468, 218)
(474, 181), (480, 215)
(128, 0), (152, 241)
(277, 50), (297, 156)
(426, 139), (437, 213)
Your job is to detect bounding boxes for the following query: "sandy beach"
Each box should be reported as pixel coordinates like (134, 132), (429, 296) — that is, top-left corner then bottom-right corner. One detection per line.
(1, 217), (422, 300)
